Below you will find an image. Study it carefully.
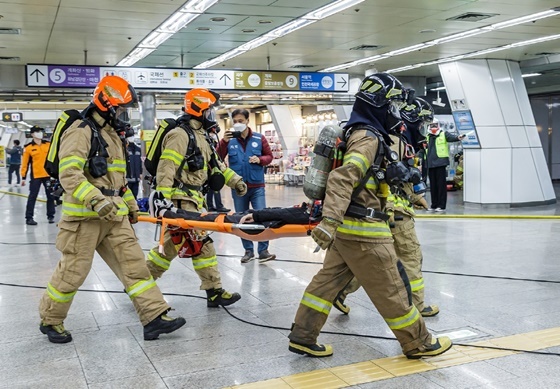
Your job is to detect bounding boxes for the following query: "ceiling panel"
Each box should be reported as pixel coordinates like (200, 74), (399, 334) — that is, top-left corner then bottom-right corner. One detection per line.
(0, 0), (559, 94)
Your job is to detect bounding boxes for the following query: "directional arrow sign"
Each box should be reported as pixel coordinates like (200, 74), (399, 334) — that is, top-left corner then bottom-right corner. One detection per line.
(335, 74), (349, 91)
(26, 65), (48, 86)
(220, 73), (232, 86)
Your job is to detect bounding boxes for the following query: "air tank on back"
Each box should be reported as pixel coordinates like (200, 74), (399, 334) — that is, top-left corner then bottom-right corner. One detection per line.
(303, 124), (343, 200)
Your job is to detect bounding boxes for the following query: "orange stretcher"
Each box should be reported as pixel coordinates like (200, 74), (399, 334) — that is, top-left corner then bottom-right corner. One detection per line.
(139, 214), (317, 246)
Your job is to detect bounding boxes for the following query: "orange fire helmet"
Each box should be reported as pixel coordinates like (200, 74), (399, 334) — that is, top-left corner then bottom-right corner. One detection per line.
(183, 88), (220, 117)
(92, 75), (138, 112)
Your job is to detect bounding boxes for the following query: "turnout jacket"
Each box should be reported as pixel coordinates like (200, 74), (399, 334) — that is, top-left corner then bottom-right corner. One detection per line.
(322, 129), (392, 242)
(58, 112), (137, 221)
(385, 134), (424, 218)
(155, 120), (243, 209)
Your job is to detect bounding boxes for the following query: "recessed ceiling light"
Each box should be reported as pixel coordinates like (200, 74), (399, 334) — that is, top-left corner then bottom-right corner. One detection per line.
(258, 20), (272, 24)
(196, 27), (211, 31)
(242, 29), (256, 33)
(419, 29), (436, 33)
(210, 17), (226, 22)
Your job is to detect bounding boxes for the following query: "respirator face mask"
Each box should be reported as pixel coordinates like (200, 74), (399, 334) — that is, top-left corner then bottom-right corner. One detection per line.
(385, 100), (406, 134)
(202, 106), (217, 131)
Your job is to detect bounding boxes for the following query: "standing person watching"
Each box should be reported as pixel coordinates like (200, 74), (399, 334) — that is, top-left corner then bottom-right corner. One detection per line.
(425, 120), (465, 212)
(206, 126), (230, 213)
(126, 136), (142, 198)
(39, 75), (185, 344)
(217, 108), (276, 264)
(21, 126), (56, 225)
(6, 139), (23, 187)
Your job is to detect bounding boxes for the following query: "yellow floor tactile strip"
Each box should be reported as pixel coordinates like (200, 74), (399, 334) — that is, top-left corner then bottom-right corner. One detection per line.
(229, 326), (560, 389)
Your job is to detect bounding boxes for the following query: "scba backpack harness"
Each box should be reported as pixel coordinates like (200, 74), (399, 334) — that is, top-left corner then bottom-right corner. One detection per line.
(45, 109), (111, 180)
(144, 116), (225, 193)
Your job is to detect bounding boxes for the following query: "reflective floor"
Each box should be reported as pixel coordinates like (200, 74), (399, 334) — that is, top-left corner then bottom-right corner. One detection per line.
(1, 174), (560, 389)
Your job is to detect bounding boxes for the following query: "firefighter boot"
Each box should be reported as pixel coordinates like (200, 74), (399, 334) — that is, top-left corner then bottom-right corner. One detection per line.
(40, 322), (72, 344)
(420, 305), (440, 317)
(289, 341), (333, 357)
(143, 313), (186, 340)
(206, 288), (241, 307)
(406, 336), (453, 359)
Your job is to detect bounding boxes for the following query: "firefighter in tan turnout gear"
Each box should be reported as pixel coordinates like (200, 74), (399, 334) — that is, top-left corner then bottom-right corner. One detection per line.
(146, 88), (247, 307)
(39, 76), (186, 344)
(288, 73), (452, 359)
(334, 98), (440, 318)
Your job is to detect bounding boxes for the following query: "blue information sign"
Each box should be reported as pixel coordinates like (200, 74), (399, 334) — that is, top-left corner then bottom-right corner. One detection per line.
(452, 110), (480, 148)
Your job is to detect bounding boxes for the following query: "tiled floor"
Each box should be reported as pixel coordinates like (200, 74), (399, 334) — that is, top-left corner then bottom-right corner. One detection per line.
(1, 175), (560, 389)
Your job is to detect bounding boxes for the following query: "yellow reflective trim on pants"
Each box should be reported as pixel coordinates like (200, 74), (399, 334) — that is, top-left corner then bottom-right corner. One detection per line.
(410, 278), (424, 292)
(385, 306), (420, 330)
(300, 292), (332, 315)
(338, 220), (392, 237)
(343, 152), (368, 175)
(72, 181), (96, 202)
(192, 255), (217, 270)
(59, 156), (86, 173)
(126, 277), (157, 299)
(161, 149), (183, 166)
(148, 250), (171, 270)
(47, 282), (76, 303)
(223, 168), (235, 184)
(62, 202), (98, 217)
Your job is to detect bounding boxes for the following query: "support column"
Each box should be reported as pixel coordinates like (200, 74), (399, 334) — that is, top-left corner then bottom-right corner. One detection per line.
(139, 92), (157, 198)
(439, 59), (555, 206)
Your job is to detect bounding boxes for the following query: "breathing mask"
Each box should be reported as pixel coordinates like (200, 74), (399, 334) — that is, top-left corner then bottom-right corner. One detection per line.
(202, 107), (217, 132)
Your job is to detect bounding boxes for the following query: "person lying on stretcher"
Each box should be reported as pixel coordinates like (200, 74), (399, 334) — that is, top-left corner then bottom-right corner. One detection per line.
(149, 191), (322, 230)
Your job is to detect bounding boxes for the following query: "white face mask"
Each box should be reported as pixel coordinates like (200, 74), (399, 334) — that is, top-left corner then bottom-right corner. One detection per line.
(233, 123), (247, 132)
(32, 131), (43, 139)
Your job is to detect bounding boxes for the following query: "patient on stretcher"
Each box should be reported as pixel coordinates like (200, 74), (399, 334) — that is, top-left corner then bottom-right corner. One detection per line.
(149, 191), (322, 229)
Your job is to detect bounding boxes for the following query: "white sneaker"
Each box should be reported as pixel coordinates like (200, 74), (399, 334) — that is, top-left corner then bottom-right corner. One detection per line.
(427, 208), (435, 212)
(148, 191), (176, 217)
(435, 208), (446, 212)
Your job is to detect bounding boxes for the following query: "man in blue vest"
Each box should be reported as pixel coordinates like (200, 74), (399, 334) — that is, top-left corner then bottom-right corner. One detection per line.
(217, 109), (276, 264)
(425, 120), (465, 212)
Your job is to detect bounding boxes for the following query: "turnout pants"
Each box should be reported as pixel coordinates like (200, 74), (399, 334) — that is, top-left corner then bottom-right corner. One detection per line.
(39, 217), (169, 326)
(289, 236), (431, 355)
(147, 199), (222, 290)
(391, 213), (425, 311)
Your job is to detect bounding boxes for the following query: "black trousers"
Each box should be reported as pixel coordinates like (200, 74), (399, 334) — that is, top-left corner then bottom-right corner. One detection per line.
(428, 166), (448, 209)
(206, 190), (224, 209)
(8, 164), (21, 184)
(26, 177), (55, 221)
(128, 182), (139, 199)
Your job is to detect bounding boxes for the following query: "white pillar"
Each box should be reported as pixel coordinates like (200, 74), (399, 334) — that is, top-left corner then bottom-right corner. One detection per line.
(439, 59), (555, 206)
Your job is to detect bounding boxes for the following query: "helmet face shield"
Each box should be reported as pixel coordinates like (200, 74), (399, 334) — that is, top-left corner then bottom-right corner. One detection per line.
(115, 106), (132, 125)
(204, 106), (216, 123)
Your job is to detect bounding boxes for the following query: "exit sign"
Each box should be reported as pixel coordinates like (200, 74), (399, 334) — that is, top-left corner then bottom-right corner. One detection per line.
(2, 112), (23, 122)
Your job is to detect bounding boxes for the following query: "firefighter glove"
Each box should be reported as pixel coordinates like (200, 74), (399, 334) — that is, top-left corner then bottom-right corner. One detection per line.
(129, 210), (139, 224)
(416, 197), (429, 210)
(311, 217), (341, 250)
(94, 198), (117, 221)
(235, 181), (248, 196)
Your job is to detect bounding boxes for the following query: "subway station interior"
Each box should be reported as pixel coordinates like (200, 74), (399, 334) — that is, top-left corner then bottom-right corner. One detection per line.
(2, 1), (560, 388)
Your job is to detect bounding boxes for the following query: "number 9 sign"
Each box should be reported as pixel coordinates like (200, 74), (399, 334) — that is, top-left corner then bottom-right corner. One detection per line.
(50, 68), (66, 84)
(285, 75), (298, 88)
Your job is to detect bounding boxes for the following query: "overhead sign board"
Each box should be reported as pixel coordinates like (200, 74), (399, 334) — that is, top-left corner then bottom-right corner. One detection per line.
(26, 64), (349, 92)
(2, 112), (23, 122)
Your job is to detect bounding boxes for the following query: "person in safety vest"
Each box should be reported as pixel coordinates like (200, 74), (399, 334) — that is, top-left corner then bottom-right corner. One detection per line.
(147, 88), (247, 308)
(216, 108), (276, 264)
(287, 72), (452, 359)
(21, 126), (56, 225)
(38, 75), (186, 344)
(426, 119), (465, 212)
